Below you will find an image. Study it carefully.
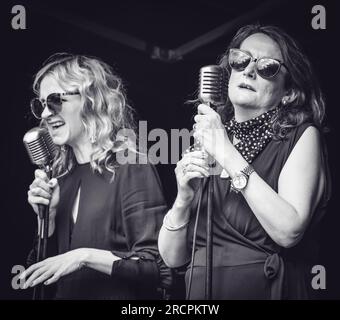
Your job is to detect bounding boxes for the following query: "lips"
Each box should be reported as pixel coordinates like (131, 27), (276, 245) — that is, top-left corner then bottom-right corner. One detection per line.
(238, 83), (256, 92)
(48, 120), (65, 130)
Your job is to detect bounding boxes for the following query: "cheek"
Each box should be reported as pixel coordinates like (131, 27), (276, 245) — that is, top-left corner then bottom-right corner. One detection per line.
(72, 118), (84, 135)
(262, 82), (284, 100)
(228, 72), (239, 97)
(228, 71), (240, 88)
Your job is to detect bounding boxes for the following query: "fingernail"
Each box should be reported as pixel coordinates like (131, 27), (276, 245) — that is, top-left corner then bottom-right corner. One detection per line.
(44, 281), (49, 285)
(30, 281), (35, 287)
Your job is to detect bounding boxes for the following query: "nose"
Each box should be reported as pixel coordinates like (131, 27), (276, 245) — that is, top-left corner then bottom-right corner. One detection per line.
(41, 104), (53, 120)
(243, 60), (256, 79)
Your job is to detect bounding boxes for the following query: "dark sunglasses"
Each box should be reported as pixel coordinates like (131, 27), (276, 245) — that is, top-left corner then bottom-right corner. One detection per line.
(30, 92), (80, 119)
(228, 48), (288, 79)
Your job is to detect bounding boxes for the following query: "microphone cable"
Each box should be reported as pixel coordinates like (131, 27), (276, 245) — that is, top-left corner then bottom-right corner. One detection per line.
(185, 177), (208, 300)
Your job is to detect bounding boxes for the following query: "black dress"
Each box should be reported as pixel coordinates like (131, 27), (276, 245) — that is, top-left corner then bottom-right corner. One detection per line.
(29, 161), (169, 299)
(186, 123), (331, 300)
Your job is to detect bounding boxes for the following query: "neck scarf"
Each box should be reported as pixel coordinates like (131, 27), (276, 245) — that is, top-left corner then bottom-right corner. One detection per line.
(224, 108), (278, 163)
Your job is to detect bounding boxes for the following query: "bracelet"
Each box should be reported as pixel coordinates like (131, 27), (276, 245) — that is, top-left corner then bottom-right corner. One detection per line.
(162, 212), (189, 231)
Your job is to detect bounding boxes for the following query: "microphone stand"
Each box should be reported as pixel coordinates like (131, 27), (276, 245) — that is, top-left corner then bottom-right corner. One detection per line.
(33, 165), (52, 300)
(196, 102), (215, 300)
(205, 173), (214, 300)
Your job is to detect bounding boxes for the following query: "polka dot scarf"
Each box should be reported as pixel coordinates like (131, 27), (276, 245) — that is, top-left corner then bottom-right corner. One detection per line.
(224, 108), (278, 163)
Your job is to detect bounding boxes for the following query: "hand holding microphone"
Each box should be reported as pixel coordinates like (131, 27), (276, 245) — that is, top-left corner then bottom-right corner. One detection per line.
(193, 104), (229, 164)
(175, 65), (228, 204)
(23, 127), (58, 236)
(193, 65), (229, 174)
(27, 169), (59, 228)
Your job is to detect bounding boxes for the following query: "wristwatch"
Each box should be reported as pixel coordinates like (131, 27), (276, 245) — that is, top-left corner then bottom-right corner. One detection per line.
(230, 164), (254, 193)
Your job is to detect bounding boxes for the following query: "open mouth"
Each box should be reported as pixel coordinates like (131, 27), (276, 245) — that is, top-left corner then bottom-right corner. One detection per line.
(238, 83), (256, 91)
(48, 120), (65, 130)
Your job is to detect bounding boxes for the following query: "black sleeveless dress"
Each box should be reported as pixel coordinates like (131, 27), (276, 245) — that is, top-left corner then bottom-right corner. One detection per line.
(186, 123), (331, 300)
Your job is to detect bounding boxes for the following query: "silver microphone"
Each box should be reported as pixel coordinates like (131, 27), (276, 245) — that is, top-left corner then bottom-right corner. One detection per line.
(23, 127), (57, 170)
(195, 65), (227, 174)
(198, 65), (227, 107)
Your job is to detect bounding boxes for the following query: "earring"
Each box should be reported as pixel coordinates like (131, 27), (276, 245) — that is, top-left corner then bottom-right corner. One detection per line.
(282, 99), (288, 105)
(90, 134), (97, 144)
(60, 145), (66, 152)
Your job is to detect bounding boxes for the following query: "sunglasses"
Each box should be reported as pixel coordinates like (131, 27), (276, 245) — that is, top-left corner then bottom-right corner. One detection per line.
(30, 92), (80, 119)
(228, 48), (288, 79)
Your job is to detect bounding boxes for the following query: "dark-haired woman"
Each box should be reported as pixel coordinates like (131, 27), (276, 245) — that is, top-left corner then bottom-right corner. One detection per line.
(159, 24), (331, 300)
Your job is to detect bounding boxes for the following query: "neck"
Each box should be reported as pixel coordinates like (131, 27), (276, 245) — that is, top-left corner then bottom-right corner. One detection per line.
(69, 139), (94, 164)
(233, 105), (274, 122)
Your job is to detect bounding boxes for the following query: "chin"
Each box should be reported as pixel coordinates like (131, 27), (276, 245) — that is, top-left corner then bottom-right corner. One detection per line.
(230, 89), (254, 104)
(50, 134), (68, 146)
(230, 97), (257, 109)
(51, 138), (66, 146)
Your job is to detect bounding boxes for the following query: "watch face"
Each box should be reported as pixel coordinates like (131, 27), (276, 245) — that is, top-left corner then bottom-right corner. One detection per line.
(232, 173), (247, 189)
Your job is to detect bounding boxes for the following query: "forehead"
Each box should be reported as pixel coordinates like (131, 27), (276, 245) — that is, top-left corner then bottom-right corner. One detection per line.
(39, 75), (65, 99)
(239, 33), (283, 60)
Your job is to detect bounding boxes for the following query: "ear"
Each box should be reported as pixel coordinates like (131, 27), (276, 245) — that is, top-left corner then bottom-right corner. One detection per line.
(281, 89), (298, 105)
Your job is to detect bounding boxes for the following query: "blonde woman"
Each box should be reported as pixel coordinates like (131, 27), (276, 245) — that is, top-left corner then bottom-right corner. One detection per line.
(22, 53), (169, 299)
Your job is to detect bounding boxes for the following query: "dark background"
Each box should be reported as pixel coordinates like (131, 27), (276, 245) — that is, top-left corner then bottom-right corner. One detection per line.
(1, 0), (339, 299)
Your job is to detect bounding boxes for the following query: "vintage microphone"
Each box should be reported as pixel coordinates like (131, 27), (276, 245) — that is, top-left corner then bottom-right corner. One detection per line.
(198, 65), (227, 299)
(23, 127), (56, 299)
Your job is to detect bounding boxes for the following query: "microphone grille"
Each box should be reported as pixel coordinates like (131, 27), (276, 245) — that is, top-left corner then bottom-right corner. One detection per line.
(198, 65), (227, 106)
(23, 127), (57, 167)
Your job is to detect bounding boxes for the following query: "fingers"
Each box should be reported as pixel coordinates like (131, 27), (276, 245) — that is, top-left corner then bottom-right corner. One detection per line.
(44, 271), (62, 285)
(182, 156), (208, 169)
(34, 169), (49, 182)
(20, 264), (47, 288)
(183, 171), (207, 181)
(28, 187), (52, 199)
(29, 270), (55, 287)
(20, 258), (58, 288)
(48, 178), (58, 189)
(28, 194), (50, 206)
(20, 259), (46, 280)
(28, 173), (59, 208)
(30, 177), (51, 194)
(182, 150), (207, 160)
(176, 151), (210, 180)
(184, 163), (210, 178)
(28, 185), (51, 207)
(179, 151), (209, 170)
(197, 103), (215, 115)
(194, 105), (222, 129)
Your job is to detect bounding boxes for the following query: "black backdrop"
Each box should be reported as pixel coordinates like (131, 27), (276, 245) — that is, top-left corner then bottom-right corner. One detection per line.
(2, 0), (339, 299)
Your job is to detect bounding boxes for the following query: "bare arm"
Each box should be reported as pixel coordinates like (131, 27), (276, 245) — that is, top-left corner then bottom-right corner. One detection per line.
(219, 126), (325, 248)
(158, 151), (209, 268)
(158, 200), (191, 268)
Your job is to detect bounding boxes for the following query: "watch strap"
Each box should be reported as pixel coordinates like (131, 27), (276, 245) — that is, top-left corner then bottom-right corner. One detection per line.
(241, 164), (255, 177)
(230, 164), (254, 193)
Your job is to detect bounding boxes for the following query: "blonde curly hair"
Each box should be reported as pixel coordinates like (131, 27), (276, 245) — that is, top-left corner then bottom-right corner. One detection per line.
(33, 53), (138, 178)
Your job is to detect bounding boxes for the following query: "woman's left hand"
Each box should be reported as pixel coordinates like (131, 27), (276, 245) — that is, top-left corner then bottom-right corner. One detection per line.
(20, 249), (88, 288)
(193, 104), (232, 164)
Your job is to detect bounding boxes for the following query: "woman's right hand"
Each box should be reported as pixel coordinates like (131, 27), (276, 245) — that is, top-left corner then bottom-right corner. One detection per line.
(27, 169), (60, 221)
(174, 150), (210, 206)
